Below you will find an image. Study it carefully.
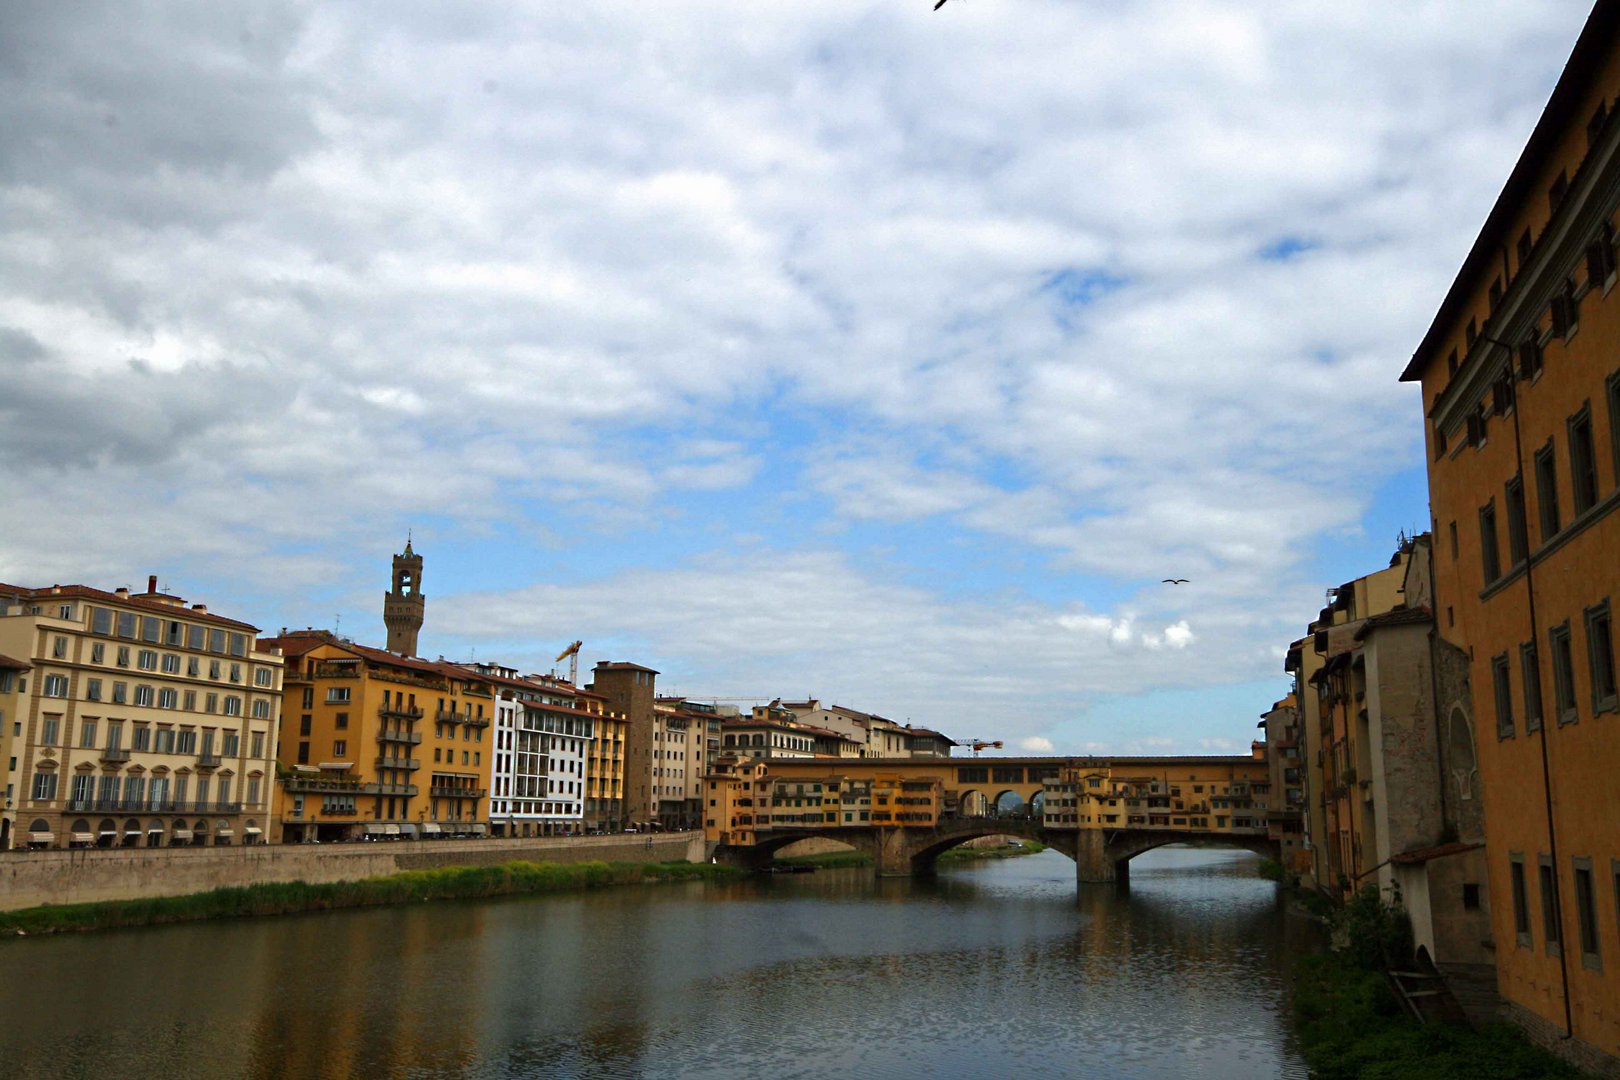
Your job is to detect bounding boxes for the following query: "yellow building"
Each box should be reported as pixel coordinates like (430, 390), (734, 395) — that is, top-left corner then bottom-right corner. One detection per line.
(702, 755), (1270, 847)
(0, 579), (283, 849)
(1399, 3), (1620, 1066)
(262, 630), (489, 841)
(584, 695), (627, 833)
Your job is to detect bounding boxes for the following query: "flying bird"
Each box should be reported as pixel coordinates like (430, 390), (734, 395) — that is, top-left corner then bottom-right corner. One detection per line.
(1162, 578), (1190, 585)
(935, 0), (949, 9)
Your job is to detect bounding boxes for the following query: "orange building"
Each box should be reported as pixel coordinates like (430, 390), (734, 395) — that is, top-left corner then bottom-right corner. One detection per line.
(262, 630), (490, 841)
(1401, 3), (1620, 1067)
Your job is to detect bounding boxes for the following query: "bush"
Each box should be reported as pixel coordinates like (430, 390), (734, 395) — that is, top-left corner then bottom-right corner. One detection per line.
(1294, 953), (1582, 1079)
(1334, 884), (1414, 971)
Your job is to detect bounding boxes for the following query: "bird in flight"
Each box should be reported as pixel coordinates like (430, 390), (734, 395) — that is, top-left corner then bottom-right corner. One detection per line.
(1162, 578), (1190, 585)
(934, 0), (949, 9)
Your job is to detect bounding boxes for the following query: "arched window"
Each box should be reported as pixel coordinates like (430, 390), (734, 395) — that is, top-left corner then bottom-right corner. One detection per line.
(1448, 706), (1478, 800)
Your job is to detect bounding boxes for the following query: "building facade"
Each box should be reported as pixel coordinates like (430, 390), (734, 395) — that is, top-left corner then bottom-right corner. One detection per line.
(0, 579), (283, 850)
(263, 631), (489, 841)
(1401, 3), (1620, 1067)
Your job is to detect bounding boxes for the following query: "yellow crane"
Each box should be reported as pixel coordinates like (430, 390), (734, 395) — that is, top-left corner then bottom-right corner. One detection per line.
(555, 640), (582, 686)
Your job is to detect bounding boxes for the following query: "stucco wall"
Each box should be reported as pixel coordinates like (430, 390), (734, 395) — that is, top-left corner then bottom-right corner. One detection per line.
(0, 831), (705, 912)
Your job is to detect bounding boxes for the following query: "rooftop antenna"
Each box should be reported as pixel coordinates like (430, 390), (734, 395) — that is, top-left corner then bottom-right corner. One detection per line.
(334, 613), (341, 635)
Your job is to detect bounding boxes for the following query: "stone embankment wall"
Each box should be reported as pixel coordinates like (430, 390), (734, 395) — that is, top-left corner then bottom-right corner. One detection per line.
(0, 832), (705, 912)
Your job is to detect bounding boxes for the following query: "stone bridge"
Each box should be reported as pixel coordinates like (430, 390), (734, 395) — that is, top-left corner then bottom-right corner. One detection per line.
(717, 816), (1279, 885)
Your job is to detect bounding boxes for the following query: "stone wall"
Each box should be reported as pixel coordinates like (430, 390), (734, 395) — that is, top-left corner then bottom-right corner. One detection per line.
(0, 831), (705, 912)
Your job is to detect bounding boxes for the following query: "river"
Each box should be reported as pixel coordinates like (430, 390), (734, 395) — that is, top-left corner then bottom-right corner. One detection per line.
(0, 847), (1319, 1079)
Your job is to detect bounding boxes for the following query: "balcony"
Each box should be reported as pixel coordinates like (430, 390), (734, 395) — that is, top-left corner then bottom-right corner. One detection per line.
(434, 709), (461, 724)
(283, 776), (365, 794)
(186, 801), (242, 814)
(365, 782), (419, 797)
(376, 727), (423, 746)
(67, 799), (179, 813)
(100, 747), (131, 764)
(464, 714), (490, 728)
(430, 785), (487, 799)
(378, 704), (425, 721)
(375, 756), (422, 771)
(196, 753), (223, 769)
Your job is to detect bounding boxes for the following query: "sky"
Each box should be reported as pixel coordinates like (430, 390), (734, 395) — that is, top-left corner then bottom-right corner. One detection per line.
(0, 1), (1594, 754)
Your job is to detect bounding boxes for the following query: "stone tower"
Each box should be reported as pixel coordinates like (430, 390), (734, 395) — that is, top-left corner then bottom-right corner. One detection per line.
(383, 538), (424, 656)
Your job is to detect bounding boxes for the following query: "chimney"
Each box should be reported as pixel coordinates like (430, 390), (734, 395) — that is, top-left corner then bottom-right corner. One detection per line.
(115, 587), (130, 599)
(191, 603), (207, 614)
(147, 575), (158, 593)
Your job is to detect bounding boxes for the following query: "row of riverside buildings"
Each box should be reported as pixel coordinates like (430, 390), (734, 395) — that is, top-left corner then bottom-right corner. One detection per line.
(0, 543), (957, 851)
(1260, 4), (1620, 1072)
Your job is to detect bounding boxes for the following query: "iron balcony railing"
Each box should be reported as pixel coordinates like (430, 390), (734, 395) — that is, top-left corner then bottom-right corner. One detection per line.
(375, 756), (422, 771)
(196, 753), (223, 768)
(378, 704), (425, 720)
(376, 728), (423, 745)
(430, 785), (487, 799)
(100, 747), (131, 763)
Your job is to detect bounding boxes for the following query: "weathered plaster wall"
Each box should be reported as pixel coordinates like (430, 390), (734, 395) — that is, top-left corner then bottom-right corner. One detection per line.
(0, 831), (705, 912)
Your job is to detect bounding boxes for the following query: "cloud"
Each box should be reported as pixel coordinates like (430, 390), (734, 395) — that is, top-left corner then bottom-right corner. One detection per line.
(0, 0), (1589, 749)
(1020, 736), (1055, 753)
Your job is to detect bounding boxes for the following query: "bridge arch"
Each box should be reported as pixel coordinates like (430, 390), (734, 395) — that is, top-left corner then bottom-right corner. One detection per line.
(957, 789), (988, 816)
(992, 790), (1026, 817)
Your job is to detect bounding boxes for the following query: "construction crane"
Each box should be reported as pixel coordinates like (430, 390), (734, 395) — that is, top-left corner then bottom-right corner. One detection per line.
(555, 640), (582, 686)
(965, 739), (1004, 757)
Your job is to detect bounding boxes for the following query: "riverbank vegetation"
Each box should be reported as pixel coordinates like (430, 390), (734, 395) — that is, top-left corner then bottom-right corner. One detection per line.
(0, 860), (746, 937)
(937, 839), (1047, 862)
(1292, 885), (1582, 1079)
(771, 839), (1048, 871)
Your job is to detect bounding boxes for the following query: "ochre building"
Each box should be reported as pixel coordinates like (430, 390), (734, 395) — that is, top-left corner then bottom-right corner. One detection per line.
(0, 579), (283, 850)
(1402, 3), (1620, 1067)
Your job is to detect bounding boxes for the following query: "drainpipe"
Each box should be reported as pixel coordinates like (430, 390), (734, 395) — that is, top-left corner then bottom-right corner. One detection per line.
(1479, 334), (1572, 1039)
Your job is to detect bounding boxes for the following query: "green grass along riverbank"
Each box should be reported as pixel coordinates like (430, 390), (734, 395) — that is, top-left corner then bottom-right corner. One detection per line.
(0, 860), (746, 937)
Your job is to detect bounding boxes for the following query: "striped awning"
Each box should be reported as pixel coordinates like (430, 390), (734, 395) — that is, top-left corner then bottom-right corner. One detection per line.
(216, 829), (235, 838)
(365, 823), (388, 835)
(384, 824), (400, 836)
(420, 823), (441, 834)
(172, 829), (194, 840)
(29, 832), (54, 844)
(71, 832), (94, 844)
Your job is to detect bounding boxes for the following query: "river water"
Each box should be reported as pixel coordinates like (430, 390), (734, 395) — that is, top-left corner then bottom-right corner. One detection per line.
(0, 847), (1319, 1079)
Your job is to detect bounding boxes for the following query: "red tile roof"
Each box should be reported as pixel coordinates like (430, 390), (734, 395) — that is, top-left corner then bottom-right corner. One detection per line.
(0, 652), (31, 671)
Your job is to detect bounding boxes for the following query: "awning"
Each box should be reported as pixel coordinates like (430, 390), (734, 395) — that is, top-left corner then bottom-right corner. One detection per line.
(472, 824), (488, 835)
(71, 832), (94, 844)
(99, 829), (117, 837)
(244, 827), (263, 835)
(29, 832), (54, 844)
(216, 829), (235, 837)
(147, 825), (164, 833)
(384, 824), (400, 836)
(316, 762), (352, 771)
(124, 829), (142, 837)
(398, 824), (417, 837)
(420, 823), (441, 834)
(365, 823), (388, 835)
(173, 829), (194, 840)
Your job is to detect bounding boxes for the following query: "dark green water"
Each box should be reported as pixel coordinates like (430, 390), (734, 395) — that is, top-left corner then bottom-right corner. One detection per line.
(0, 847), (1318, 1079)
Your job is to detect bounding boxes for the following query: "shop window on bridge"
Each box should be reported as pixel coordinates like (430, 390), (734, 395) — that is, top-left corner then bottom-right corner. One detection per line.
(992, 766), (1023, 784)
(1027, 765), (1058, 782)
(957, 766), (988, 784)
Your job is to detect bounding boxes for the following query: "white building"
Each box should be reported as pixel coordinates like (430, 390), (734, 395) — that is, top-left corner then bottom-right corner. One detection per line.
(468, 663), (593, 837)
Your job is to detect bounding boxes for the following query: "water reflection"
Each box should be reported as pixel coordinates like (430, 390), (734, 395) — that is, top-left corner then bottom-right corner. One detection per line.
(0, 848), (1315, 1079)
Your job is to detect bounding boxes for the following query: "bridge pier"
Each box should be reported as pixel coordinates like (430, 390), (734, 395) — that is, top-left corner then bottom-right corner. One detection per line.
(874, 828), (914, 877)
(1073, 828), (1120, 886)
